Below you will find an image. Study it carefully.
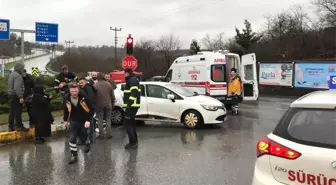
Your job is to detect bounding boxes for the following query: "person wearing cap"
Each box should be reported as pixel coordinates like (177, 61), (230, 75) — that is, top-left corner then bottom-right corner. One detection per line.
(7, 63), (29, 132)
(63, 83), (92, 164)
(22, 69), (35, 128)
(123, 68), (141, 149)
(54, 65), (78, 102)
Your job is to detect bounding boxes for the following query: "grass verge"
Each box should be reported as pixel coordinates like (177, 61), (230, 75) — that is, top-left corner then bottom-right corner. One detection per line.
(0, 110), (63, 125)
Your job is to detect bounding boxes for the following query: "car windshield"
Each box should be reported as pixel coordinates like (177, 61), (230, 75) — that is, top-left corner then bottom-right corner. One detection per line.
(165, 84), (196, 97)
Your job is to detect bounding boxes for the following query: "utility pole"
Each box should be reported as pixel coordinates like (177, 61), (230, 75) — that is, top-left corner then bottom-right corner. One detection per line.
(65, 40), (74, 55)
(110, 27), (122, 63)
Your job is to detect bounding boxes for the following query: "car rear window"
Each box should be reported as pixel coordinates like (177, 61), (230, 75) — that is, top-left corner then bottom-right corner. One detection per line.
(211, 64), (226, 82)
(273, 108), (336, 149)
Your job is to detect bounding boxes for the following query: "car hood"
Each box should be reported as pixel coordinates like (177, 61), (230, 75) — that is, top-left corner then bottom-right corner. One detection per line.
(185, 95), (223, 106)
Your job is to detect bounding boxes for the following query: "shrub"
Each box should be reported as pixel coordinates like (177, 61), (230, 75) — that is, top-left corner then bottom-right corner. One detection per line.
(0, 74), (63, 113)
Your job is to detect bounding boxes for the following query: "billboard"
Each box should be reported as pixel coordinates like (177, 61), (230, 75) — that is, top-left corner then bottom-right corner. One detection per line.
(259, 63), (293, 86)
(294, 63), (336, 89)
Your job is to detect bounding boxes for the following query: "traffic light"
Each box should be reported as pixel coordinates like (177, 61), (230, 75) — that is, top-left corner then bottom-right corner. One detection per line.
(126, 34), (133, 55)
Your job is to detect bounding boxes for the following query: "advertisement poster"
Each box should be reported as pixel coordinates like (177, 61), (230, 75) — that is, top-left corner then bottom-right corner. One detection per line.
(294, 63), (336, 89)
(259, 63), (293, 86)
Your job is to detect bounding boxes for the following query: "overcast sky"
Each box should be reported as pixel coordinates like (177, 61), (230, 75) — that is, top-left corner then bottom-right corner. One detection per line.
(1, 0), (314, 48)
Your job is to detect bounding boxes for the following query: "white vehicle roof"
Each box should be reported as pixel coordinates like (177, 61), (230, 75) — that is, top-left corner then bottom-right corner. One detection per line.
(290, 90), (336, 109)
(117, 81), (172, 86)
(172, 50), (238, 64)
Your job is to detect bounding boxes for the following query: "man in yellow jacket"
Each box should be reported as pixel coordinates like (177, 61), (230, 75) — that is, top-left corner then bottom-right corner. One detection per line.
(228, 68), (242, 115)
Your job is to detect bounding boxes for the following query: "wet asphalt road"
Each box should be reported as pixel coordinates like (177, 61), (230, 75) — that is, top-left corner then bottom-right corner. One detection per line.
(0, 97), (294, 185)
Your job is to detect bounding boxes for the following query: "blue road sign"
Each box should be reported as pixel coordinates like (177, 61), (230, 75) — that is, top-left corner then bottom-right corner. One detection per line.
(0, 19), (10, 40)
(329, 76), (336, 89)
(35, 22), (58, 42)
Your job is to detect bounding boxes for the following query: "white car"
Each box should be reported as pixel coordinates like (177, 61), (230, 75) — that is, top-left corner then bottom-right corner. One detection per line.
(117, 82), (227, 129)
(252, 90), (336, 185)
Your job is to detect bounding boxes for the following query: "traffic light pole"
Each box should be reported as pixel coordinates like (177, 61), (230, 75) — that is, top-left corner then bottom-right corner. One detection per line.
(110, 27), (122, 63)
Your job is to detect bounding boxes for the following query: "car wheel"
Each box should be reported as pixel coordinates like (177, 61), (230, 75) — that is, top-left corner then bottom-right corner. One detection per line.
(182, 110), (203, 129)
(111, 107), (124, 126)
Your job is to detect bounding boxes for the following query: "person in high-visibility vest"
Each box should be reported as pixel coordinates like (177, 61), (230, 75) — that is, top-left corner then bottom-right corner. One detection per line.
(228, 68), (242, 115)
(123, 68), (141, 149)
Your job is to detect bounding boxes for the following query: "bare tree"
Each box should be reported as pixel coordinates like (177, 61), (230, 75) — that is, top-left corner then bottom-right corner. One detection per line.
(134, 40), (155, 68)
(312, 0), (336, 26)
(155, 34), (181, 69)
(202, 32), (226, 50)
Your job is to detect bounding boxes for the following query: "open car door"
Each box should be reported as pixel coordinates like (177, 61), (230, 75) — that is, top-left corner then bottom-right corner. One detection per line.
(241, 53), (259, 100)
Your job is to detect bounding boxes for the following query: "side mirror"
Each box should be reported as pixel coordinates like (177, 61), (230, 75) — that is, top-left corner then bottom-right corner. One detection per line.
(167, 94), (175, 100)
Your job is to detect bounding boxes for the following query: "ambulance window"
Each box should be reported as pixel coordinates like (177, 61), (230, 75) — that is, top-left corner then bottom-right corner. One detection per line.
(244, 65), (254, 81)
(164, 70), (172, 82)
(226, 55), (239, 70)
(211, 64), (226, 82)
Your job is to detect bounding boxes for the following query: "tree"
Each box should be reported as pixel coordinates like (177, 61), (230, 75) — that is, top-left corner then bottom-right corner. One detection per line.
(134, 40), (155, 68)
(155, 34), (181, 69)
(313, 0), (336, 26)
(189, 39), (201, 54)
(202, 33), (226, 50)
(235, 19), (262, 53)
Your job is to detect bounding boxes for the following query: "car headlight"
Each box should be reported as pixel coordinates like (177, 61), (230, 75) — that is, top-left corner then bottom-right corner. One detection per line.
(201, 104), (219, 111)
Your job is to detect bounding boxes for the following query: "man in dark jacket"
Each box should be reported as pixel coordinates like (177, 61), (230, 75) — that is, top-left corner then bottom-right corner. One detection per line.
(7, 63), (29, 132)
(64, 83), (92, 164)
(54, 65), (77, 101)
(22, 69), (35, 127)
(123, 68), (141, 149)
(79, 77), (96, 143)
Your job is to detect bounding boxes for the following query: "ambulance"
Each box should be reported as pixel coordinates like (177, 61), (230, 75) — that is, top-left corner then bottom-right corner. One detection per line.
(163, 50), (259, 104)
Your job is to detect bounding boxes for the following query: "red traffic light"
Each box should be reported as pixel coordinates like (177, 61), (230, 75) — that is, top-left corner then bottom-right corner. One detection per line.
(126, 34), (133, 55)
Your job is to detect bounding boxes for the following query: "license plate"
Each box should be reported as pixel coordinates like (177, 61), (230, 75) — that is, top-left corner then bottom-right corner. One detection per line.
(216, 97), (226, 100)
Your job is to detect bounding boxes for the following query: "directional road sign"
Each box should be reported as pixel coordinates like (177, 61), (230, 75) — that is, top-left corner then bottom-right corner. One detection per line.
(122, 56), (138, 71)
(330, 76), (336, 89)
(32, 67), (39, 77)
(0, 19), (10, 40)
(35, 22), (58, 43)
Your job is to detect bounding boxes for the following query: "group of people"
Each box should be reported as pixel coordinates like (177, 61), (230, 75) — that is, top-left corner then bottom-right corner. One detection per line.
(54, 65), (140, 164)
(8, 63), (54, 143)
(7, 63), (141, 164)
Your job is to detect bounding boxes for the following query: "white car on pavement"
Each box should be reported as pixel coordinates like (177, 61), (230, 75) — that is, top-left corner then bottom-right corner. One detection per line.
(116, 82), (227, 129)
(252, 90), (336, 185)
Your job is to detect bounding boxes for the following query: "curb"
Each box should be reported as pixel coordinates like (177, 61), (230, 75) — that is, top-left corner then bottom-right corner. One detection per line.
(0, 123), (67, 143)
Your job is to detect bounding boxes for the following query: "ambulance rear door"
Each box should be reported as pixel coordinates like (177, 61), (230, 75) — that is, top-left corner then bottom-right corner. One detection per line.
(241, 53), (259, 100)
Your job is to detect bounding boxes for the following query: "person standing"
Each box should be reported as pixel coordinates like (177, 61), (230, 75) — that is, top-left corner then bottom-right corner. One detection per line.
(7, 63), (29, 132)
(22, 69), (35, 128)
(54, 65), (77, 102)
(104, 73), (117, 90)
(94, 73), (115, 139)
(31, 85), (54, 144)
(123, 68), (141, 149)
(227, 68), (242, 115)
(88, 71), (98, 85)
(79, 77), (96, 143)
(64, 83), (92, 164)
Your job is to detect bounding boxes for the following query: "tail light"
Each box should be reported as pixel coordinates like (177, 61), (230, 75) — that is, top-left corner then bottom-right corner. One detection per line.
(257, 136), (301, 160)
(205, 81), (210, 96)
